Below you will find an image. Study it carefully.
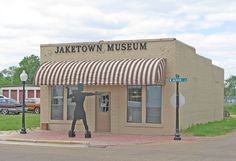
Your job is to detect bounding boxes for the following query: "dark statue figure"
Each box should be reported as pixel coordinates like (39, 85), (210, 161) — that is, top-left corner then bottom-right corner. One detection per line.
(68, 83), (100, 138)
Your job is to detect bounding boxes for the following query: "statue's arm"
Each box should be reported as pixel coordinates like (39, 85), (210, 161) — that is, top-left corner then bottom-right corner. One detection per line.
(84, 92), (103, 96)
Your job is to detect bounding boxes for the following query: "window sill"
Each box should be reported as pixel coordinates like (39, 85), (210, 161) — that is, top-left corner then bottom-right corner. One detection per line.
(49, 120), (84, 124)
(125, 122), (163, 128)
(49, 120), (71, 123)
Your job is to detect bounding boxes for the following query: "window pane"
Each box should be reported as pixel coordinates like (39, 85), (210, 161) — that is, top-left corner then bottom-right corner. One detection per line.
(67, 86), (77, 120)
(51, 86), (64, 120)
(99, 95), (109, 112)
(127, 86), (142, 123)
(146, 86), (162, 123)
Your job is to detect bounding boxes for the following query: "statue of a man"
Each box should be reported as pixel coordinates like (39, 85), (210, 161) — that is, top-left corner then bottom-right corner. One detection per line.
(68, 83), (100, 138)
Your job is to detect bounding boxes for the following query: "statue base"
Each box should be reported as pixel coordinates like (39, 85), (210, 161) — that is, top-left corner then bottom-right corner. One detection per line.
(68, 130), (76, 137)
(85, 131), (91, 138)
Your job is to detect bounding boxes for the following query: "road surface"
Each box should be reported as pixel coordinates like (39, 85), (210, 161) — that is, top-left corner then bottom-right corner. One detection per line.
(0, 132), (236, 161)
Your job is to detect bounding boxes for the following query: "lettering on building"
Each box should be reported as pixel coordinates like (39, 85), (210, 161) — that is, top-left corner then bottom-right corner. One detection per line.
(55, 42), (147, 54)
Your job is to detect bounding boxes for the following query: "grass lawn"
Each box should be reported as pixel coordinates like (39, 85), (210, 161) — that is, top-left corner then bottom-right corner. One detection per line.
(182, 118), (236, 136)
(182, 105), (236, 136)
(0, 113), (40, 131)
(224, 105), (236, 115)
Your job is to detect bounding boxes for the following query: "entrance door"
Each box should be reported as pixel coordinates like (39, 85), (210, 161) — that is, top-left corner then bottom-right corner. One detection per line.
(95, 92), (111, 132)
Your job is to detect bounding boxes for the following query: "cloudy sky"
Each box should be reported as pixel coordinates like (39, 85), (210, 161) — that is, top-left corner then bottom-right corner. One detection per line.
(0, 0), (235, 79)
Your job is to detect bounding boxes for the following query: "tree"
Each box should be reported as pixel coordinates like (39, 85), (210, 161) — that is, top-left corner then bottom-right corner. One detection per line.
(1, 66), (16, 77)
(0, 55), (40, 85)
(18, 55), (40, 84)
(12, 67), (24, 85)
(0, 77), (11, 85)
(224, 76), (236, 96)
(0, 66), (17, 85)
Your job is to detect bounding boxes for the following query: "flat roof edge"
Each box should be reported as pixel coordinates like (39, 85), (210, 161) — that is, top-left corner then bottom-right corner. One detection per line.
(212, 64), (224, 71)
(175, 39), (195, 51)
(40, 38), (176, 47)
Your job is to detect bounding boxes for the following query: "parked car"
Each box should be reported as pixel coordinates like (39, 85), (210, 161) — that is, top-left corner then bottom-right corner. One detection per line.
(0, 98), (26, 115)
(25, 98), (40, 114)
(0, 95), (7, 98)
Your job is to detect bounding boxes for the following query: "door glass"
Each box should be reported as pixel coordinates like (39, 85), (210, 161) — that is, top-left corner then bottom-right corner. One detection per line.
(99, 94), (109, 112)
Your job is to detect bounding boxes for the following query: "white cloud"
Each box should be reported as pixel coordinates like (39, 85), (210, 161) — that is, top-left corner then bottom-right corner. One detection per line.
(213, 59), (236, 79)
(176, 32), (236, 56)
(0, 0), (235, 79)
(205, 12), (236, 22)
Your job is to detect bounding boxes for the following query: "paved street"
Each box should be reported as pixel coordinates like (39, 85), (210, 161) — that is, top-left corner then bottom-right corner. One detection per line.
(0, 131), (236, 161)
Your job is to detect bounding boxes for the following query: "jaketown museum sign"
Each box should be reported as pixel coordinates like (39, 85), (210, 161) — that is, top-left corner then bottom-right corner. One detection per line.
(55, 42), (147, 54)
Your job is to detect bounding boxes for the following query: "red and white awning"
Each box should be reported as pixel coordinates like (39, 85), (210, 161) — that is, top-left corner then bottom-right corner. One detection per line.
(34, 58), (166, 86)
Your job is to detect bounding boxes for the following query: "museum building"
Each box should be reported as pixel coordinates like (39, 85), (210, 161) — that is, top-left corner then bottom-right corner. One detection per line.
(34, 38), (224, 135)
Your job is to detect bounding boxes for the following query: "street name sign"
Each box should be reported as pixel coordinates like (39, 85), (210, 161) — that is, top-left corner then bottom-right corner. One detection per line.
(169, 74), (187, 83)
(169, 77), (187, 83)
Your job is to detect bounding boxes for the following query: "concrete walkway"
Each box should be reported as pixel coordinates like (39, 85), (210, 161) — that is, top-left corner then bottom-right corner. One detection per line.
(0, 129), (208, 147)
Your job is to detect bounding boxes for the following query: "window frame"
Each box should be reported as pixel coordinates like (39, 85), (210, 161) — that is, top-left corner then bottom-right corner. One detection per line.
(126, 85), (163, 127)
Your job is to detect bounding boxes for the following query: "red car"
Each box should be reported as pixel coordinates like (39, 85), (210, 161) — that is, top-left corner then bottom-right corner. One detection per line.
(0, 98), (25, 115)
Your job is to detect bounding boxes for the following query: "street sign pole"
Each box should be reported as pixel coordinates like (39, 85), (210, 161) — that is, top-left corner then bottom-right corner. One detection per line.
(169, 74), (187, 141)
(174, 80), (181, 140)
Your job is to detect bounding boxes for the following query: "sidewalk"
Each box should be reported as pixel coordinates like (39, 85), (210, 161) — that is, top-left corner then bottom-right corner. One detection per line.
(0, 129), (207, 147)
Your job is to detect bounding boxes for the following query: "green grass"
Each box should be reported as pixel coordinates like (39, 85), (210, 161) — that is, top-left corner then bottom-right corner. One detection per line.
(0, 113), (40, 131)
(181, 105), (236, 136)
(224, 105), (236, 115)
(182, 118), (236, 136)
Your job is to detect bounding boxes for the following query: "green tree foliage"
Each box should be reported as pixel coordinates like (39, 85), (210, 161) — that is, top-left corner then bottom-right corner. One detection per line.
(0, 77), (11, 85)
(1, 66), (16, 77)
(12, 68), (24, 85)
(225, 76), (236, 96)
(0, 55), (40, 85)
(1, 66), (16, 84)
(0, 66), (17, 85)
(17, 55), (40, 84)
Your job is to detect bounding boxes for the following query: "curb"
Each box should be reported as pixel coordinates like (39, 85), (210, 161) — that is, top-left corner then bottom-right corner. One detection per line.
(1, 138), (90, 145)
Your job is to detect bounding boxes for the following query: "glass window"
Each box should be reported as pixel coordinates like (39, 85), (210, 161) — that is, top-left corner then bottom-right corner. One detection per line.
(146, 86), (162, 123)
(99, 94), (109, 112)
(8, 99), (17, 104)
(127, 86), (142, 123)
(67, 86), (77, 120)
(51, 86), (64, 120)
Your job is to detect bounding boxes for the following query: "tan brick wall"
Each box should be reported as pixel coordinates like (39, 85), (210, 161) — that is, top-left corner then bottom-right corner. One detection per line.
(40, 86), (50, 129)
(175, 40), (224, 129)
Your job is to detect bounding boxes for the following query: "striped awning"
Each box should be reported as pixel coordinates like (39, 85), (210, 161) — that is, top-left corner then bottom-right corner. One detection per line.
(34, 58), (166, 86)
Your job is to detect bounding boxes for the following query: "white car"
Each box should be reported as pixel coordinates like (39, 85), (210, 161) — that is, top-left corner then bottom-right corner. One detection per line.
(0, 95), (7, 98)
